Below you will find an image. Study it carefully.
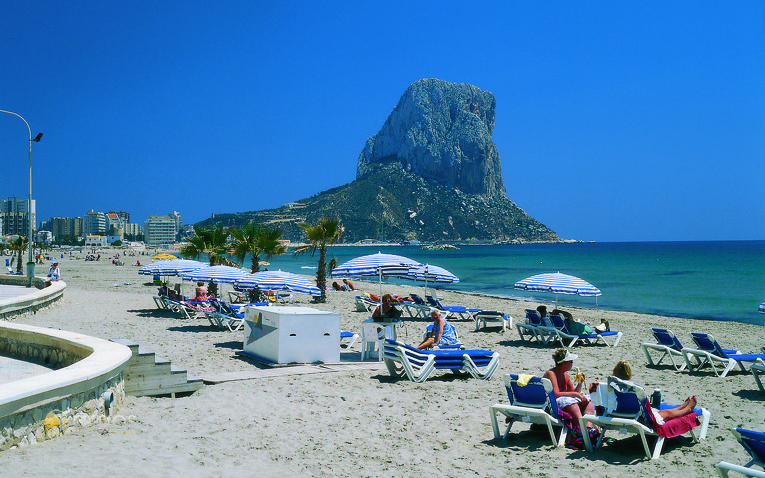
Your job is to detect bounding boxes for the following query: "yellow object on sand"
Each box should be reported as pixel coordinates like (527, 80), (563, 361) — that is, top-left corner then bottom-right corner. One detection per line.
(517, 374), (534, 386)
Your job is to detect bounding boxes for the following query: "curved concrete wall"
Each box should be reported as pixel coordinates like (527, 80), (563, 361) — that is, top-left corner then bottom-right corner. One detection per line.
(0, 276), (65, 320)
(0, 278), (132, 449)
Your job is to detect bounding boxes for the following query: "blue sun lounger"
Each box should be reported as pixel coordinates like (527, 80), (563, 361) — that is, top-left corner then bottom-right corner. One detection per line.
(684, 333), (765, 377)
(642, 328), (687, 371)
(424, 295), (481, 321)
(541, 313), (623, 347)
(489, 374), (568, 447)
(716, 428), (765, 477)
(382, 339), (499, 382)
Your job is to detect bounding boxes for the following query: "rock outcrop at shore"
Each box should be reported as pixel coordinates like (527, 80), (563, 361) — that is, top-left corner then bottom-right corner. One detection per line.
(357, 79), (505, 198)
(197, 79), (560, 243)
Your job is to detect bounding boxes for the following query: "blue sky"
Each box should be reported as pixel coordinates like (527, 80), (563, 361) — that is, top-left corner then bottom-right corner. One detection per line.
(1, 1), (763, 242)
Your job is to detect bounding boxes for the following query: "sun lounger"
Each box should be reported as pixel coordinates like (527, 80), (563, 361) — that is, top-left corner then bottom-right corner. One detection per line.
(683, 333), (765, 377)
(752, 363), (765, 392)
(424, 295), (481, 321)
(401, 294), (432, 319)
(474, 310), (511, 332)
(642, 328), (687, 371)
(355, 296), (379, 313)
(540, 313), (622, 347)
(581, 376), (710, 460)
(489, 374), (568, 447)
(716, 428), (765, 478)
(340, 331), (359, 349)
(515, 309), (546, 344)
(153, 295), (171, 311)
(382, 339), (499, 382)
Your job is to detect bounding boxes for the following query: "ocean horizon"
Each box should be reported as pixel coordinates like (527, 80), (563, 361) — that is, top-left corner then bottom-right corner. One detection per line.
(256, 240), (765, 325)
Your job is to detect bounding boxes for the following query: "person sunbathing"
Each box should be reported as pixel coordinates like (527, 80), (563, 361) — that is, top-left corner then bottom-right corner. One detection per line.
(417, 310), (459, 349)
(343, 279), (357, 290)
(611, 360), (699, 423)
(544, 349), (594, 426)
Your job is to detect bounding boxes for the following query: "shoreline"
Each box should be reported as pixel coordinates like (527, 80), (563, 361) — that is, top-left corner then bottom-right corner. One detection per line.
(0, 255), (761, 475)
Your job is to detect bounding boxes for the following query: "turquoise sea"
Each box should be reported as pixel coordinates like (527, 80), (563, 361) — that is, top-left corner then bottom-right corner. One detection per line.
(260, 241), (765, 325)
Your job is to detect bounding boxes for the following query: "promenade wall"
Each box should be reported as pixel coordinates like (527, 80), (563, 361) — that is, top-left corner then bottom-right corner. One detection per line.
(0, 276), (132, 450)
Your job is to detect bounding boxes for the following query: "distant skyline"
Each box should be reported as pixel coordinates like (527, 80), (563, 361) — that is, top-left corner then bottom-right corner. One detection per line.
(1, 1), (763, 242)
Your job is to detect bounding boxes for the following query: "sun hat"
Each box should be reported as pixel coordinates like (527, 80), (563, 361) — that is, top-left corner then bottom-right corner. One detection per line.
(556, 350), (577, 364)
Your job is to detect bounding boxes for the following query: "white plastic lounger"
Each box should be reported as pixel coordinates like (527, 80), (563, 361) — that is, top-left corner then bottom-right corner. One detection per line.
(474, 310), (512, 332)
(489, 374), (568, 447)
(382, 339), (499, 382)
(642, 328), (687, 371)
(716, 428), (765, 478)
(683, 333), (765, 377)
(581, 377), (710, 460)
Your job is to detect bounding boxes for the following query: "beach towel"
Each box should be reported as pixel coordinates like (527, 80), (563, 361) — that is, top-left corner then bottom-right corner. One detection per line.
(516, 374), (534, 387)
(644, 400), (700, 438)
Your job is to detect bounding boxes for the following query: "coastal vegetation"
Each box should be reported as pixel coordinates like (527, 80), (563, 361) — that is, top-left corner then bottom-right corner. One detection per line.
(8, 236), (28, 275)
(230, 223), (286, 273)
(292, 217), (344, 303)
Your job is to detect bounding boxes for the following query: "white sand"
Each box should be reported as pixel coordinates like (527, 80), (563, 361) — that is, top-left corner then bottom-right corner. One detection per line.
(1, 253), (761, 476)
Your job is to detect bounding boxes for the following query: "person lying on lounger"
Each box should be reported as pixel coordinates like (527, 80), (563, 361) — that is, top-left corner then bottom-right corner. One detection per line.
(611, 360), (699, 423)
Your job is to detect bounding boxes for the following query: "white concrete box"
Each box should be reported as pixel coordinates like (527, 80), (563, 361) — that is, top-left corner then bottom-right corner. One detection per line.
(243, 306), (341, 364)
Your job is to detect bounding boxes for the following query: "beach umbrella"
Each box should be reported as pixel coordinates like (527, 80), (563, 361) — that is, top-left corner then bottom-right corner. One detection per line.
(139, 259), (206, 296)
(759, 302), (765, 314)
(514, 272), (602, 306)
(139, 259), (206, 276)
(407, 263), (459, 296)
(180, 265), (252, 284)
(151, 253), (177, 261)
(234, 270), (321, 296)
(331, 252), (422, 306)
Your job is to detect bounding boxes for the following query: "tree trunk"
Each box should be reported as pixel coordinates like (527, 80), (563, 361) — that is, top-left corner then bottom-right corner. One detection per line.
(316, 244), (327, 303)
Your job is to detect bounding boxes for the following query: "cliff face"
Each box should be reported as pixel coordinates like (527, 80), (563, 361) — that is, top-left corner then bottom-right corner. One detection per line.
(197, 79), (560, 243)
(357, 79), (506, 198)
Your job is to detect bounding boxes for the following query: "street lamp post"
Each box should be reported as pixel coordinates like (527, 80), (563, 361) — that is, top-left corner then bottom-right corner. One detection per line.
(0, 110), (42, 287)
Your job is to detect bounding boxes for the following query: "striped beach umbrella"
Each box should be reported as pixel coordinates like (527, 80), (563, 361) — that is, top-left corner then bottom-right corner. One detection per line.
(514, 272), (602, 306)
(331, 252), (422, 278)
(234, 270), (321, 296)
(331, 252), (422, 301)
(180, 265), (252, 284)
(407, 263), (459, 296)
(139, 259), (206, 276)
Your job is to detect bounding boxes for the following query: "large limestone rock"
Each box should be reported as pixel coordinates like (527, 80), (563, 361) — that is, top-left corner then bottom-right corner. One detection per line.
(357, 78), (506, 198)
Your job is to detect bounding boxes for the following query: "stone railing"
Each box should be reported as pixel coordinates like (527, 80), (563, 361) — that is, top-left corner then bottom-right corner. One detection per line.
(0, 316), (132, 450)
(0, 275), (65, 320)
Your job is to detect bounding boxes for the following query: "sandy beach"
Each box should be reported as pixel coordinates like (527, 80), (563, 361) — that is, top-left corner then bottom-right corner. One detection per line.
(1, 252), (761, 477)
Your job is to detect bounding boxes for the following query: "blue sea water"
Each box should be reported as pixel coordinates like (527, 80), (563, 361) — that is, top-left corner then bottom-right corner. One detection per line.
(260, 241), (765, 325)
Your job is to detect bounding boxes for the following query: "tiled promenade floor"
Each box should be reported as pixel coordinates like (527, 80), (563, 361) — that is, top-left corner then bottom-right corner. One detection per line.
(0, 283), (54, 384)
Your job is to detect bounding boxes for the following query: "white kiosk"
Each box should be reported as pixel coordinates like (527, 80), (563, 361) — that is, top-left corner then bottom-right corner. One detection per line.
(243, 306), (341, 364)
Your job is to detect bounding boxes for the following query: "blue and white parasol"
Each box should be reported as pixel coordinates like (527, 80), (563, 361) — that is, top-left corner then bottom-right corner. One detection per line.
(331, 252), (422, 305)
(180, 265), (252, 284)
(235, 270), (322, 296)
(407, 263), (459, 296)
(514, 272), (602, 306)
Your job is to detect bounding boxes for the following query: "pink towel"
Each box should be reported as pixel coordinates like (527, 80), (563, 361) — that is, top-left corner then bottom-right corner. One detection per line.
(644, 400), (700, 438)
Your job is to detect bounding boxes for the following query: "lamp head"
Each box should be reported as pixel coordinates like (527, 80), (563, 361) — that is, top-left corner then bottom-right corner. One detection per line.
(33, 132), (43, 142)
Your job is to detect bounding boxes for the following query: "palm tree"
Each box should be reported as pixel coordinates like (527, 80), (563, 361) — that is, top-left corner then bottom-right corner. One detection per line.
(9, 236), (28, 275)
(293, 217), (344, 303)
(179, 226), (236, 297)
(230, 223), (287, 273)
